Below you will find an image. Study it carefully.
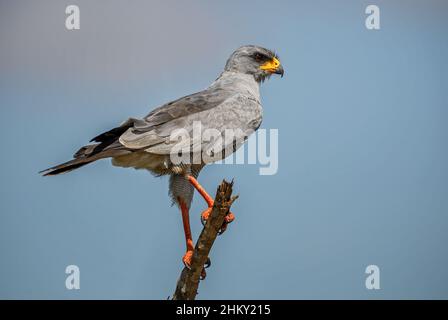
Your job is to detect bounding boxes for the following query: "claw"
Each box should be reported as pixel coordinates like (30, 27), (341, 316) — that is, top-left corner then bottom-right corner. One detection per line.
(200, 215), (207, 226)
(201, 207), (212, 226)
(182, 250), (194, 269)
(184, 252), (211, 280)
(218, 226), (226, 235)
(201, 204), (235, 235)
(224, 212), (235, 224)
(183, 250), (211, 278)
(204, 257), (211, 269)
(218, 211), (235, 235)
(200, 268), (207, 280)
(200, 258), (211, 280)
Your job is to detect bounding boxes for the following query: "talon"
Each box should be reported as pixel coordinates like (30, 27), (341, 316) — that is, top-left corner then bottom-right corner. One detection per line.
(189, 176), (236, 233)
(200, 258), (211, 280)
(182, 250), (194, 269)
(200, 267), (207, 280)
(218, 211), (235, 235)
(218, 224), (227, 235)
(201, 207), (212, 225)
(204, 257), (211, 269)
(201, 203), (235, 235)
(224, 212), (235, 224)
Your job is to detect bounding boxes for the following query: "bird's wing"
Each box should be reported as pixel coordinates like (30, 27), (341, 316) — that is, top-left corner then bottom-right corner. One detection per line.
(118, 89), (262, 156)
(88, 87), (230, 148)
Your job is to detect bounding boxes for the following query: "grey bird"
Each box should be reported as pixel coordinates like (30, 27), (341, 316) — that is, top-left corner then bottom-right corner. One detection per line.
(41, 45), (284, 270)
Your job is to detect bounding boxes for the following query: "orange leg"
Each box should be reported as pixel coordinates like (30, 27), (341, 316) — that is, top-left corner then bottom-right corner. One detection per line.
(187, 176), (214, 207)
(187, 175), (235, 233)
(178, 196), (211, 278)
(178, 197), (194, 268)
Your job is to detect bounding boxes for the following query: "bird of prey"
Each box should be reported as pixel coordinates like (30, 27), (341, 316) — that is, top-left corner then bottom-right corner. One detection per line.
(41, 45), (284, 270)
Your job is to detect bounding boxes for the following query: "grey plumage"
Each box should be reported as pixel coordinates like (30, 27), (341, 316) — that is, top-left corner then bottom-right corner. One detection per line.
(41, 45), (284, 208)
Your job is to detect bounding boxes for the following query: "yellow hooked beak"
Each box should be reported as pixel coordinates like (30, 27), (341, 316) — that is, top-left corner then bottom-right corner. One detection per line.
(260, 57), (284, 77)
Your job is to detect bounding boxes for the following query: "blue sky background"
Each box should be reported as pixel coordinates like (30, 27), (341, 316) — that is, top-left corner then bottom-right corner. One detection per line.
(0, 0), (447, 299)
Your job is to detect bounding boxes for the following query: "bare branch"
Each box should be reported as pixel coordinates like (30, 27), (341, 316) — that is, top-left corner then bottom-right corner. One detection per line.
(172, 179), (236, 300)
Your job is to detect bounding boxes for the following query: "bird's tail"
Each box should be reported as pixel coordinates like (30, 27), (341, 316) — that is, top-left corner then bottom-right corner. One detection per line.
(40, 120), (135, 176)
(39, 144), (105, 176)
(39, 158), (94, 176)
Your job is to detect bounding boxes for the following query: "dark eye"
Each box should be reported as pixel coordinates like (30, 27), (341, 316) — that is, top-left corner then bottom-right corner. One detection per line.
(253, 52), (265, 61)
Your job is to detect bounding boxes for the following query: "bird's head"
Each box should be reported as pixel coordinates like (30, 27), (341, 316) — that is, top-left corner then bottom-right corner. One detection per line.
(224, 45), (284, 82)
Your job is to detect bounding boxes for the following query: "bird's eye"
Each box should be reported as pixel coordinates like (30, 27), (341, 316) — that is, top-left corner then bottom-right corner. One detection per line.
(253, 53), (265, 61)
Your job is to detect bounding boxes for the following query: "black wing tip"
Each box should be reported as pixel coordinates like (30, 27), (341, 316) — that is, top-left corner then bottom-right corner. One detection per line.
(39, 167), (57, 176)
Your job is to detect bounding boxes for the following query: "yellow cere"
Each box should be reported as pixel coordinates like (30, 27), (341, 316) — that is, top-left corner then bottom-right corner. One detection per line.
(260, 57), (281, 72)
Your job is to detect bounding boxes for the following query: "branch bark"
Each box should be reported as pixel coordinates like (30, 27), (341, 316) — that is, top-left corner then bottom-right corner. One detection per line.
(172, 179), (237, 300)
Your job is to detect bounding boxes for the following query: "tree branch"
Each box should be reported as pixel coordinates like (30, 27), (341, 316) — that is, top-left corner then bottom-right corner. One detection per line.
(172, 179), (237, 300)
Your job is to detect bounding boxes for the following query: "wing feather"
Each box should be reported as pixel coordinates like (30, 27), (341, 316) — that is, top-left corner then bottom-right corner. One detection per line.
(120, 93), (262, 158)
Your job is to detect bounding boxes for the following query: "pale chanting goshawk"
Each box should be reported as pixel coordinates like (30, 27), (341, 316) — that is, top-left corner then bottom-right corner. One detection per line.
(41, 45), (284, 270)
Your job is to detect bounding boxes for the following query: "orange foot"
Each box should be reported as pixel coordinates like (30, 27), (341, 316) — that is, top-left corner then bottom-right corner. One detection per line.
(182, 250), (211, 280)
(182, 250), (194, 269)
(201, 205), (235, 235)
